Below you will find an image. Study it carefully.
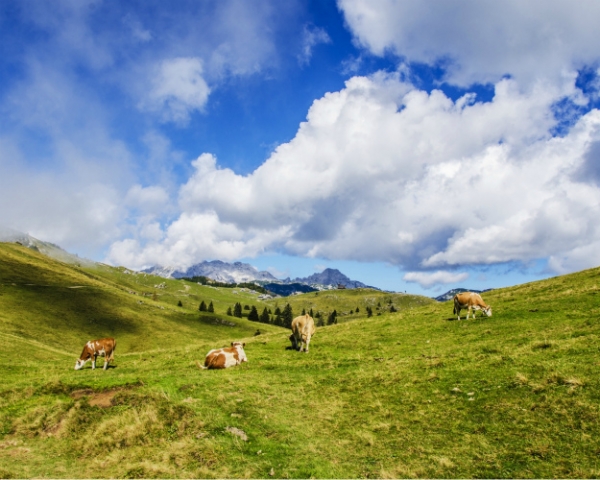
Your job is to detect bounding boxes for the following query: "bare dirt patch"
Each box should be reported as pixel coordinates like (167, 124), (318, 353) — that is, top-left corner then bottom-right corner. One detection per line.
(71, 387), (127, 407)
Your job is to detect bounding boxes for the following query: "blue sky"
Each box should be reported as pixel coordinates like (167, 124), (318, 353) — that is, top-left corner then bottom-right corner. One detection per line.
(1, 0), (600, 295)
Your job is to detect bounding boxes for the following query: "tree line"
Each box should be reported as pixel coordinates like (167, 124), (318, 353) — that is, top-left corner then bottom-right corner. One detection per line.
(182, 276), (268, 294)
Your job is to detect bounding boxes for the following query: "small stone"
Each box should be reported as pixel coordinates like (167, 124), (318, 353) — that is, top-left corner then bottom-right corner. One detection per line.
(225, 426), (248, 441)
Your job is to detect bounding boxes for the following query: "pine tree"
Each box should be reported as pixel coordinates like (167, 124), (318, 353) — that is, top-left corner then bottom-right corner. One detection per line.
(390, 305), (397, 312)
(260, 307), (270, 324)
(233, 302), (243, 318)
(208, 301), (214, 313)
(227, 306), (232, 316)
(309, 308), (314, 317)
(248, 306), (259, 322)
(282, 303), (294, 328)
(366, 306), (373, 317)
(199, 301), (207, 312)
(177, 300), (183, 307)
(327, 309), (337, 325)
(301, 308), (306, 315)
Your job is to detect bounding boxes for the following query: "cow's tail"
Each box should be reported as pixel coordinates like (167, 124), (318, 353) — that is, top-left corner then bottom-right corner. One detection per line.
(196, 360), (208, 370)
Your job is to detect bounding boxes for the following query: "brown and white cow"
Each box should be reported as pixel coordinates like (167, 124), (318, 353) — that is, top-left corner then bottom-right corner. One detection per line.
(74, 338), (116, 371)
(289, 314), (316, 353)
(202, 342), (248, 369)
(453, 292), (492, 320)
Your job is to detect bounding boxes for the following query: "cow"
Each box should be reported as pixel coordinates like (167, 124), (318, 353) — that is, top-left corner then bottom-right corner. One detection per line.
(74, 338), (116, 371)
(289, 314), (316, 353)
(202, 342), (248, 369)
(453, 292), (492, 320)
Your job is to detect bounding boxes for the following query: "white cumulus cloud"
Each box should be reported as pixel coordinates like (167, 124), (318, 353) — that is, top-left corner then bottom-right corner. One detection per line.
(108, 72), (600, 276)
(403, 270), (469, 289)
(338, 0), (600, 88)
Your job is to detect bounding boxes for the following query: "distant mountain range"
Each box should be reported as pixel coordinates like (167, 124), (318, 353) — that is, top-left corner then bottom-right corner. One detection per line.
(2, 227), (484, 299)
(434, 288), (493, 302)
(143, 260), (278, 284)
(143, 262), (376, 294)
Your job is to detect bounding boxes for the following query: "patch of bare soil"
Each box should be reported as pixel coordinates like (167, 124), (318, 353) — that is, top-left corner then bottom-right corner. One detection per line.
(71, 387), (126, 407)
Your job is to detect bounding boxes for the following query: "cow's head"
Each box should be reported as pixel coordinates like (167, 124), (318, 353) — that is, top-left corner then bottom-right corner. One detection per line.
(231, 342), (248, 363)
(74, 344), (93, 370)
(483, 306), (492, 317)
(74, 358), (89, 370)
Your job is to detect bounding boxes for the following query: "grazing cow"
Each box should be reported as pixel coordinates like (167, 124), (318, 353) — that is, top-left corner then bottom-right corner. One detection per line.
(289, 314), (316, 353)
(202, 342), (248, 369)
(74, 338), (116, 371)
(453, 292), (492, 320)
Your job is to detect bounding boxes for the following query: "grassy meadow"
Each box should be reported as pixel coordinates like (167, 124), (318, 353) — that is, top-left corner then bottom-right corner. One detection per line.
(1, 242), (600, 478)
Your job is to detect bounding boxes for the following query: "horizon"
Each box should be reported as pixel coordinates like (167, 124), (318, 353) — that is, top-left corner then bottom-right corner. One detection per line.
(1, 1), (600, 295)
(0, 227), (561, 297)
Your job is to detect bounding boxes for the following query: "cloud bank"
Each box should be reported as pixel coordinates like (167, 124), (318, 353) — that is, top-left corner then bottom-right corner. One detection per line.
(338, 0), (600, 88)
(109, 72), (600, 277)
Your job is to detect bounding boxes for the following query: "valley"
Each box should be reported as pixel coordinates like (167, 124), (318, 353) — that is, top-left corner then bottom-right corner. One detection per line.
(0, 242), (599, 478)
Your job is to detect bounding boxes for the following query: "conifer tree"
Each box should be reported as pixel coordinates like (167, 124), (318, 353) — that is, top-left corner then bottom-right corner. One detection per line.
(282, 303), (294, 328)
(260, 307), (270, 324)
(234, 302), (243, 318)
(199, 301), (207, 312)
(208, 301), (214, 313)
(248, 306), (259, 322)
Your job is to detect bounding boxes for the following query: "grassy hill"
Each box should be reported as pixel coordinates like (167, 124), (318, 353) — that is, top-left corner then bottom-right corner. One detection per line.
(262, 287), (435, 324)
(1, 242), (599, 478)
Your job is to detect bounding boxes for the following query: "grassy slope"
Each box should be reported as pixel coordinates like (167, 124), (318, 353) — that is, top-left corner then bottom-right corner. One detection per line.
(263, 288), (435, 323)
(0, 243), (281, 373)
(1, 243), (600, 478)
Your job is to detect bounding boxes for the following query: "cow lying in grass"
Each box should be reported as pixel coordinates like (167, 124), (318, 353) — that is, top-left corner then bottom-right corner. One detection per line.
(74, 337), (116, 371)
(202, 342), (248, 369)
(453, 292), (492, 320)
(289, 314), (316, 353)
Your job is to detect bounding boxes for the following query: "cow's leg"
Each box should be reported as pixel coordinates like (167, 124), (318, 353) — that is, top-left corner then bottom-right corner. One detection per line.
(466, 306), (471, 320)
(304, 336), (311, 353)
(92, 354), (96, 370)
(456, 306), (461, 321)
(103, 355), (109, 370)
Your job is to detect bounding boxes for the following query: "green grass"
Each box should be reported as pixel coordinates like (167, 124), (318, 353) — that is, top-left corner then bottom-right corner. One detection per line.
(1, 242), (600, 478)
(263, 287), (435, 323)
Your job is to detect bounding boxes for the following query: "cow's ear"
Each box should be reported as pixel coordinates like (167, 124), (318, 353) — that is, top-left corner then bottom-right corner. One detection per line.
(242, 343), (246, 347)
(231, 342), (234, 347)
